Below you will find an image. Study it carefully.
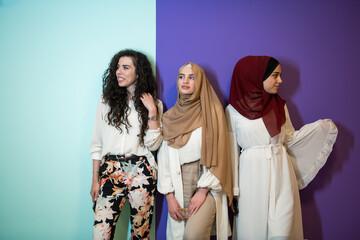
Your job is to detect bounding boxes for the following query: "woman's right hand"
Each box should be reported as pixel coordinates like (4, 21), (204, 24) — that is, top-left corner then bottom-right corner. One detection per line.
(91, 160), (101, 202)
(90, 180), (100, 203)
(166, 193), (185, 221)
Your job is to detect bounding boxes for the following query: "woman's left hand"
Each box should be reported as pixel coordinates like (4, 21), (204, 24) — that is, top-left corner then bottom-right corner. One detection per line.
(188, 188), (209, 216)
(140, 93), (157, 115)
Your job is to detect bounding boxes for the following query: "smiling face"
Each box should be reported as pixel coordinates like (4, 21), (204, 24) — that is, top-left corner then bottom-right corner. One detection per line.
(178, 66), (196, 95)
(263, 64), (282, 94)
(116, 56), (138, 90)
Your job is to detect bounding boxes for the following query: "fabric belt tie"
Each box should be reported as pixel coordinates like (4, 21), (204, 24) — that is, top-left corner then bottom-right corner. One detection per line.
(104, 154), (141, 163)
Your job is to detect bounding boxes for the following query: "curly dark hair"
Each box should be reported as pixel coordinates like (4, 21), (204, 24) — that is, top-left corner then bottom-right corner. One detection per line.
(102, 49), (157, 146)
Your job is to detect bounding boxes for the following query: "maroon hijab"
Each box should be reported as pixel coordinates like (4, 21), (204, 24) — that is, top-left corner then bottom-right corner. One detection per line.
(229, 56), (286, 137)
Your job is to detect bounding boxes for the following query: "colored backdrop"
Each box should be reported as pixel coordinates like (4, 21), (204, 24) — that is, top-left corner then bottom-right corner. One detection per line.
(0, 0), (155, 239)
(156, 0), (360, 239)
(1, 0), (359, 239)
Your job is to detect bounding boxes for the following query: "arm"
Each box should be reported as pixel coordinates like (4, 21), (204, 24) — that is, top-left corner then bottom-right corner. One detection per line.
(188, 167), (219, 216)
(90, 159), (101, 202)
(157, 142), (175, 194)
(89, 97), (104, 202)
(225, 106), (240, 197)
(89, 97), (104, 160)
(140, 93), (159, 130)
(157, 142), (184, 220)
(282, 104), (296, 143)
(141, 96), (163, 151)
(166, 193), (185, 221)
(188, 187), (209, 217)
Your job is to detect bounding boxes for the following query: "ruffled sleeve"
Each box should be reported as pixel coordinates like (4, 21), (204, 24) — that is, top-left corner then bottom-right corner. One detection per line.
(283, 106), (338, 189)
(144, 100), (163, 151)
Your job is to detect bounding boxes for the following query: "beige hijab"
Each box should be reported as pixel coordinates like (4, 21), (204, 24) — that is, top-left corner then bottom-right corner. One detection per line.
(163, 62), (233, 204)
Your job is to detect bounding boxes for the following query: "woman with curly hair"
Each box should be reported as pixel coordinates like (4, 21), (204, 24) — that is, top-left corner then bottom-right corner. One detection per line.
(89, 49), (163, 240)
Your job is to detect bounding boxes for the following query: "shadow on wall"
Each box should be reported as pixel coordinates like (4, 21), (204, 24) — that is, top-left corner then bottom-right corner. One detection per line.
(279, 59), (353, 240)
(277, 58), (303, 128)
(156, 65), (168, 112)
(202, 66), (228, 107)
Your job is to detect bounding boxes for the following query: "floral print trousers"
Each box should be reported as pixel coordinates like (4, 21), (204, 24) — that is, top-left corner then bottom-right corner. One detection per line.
(93, 155), (157, 240)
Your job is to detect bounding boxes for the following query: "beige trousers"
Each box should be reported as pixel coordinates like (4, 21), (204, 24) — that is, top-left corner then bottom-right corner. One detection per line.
(181, 161), (216, 240)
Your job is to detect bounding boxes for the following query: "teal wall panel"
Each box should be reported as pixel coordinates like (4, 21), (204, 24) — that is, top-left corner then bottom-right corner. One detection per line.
(0, 0), (156, 239)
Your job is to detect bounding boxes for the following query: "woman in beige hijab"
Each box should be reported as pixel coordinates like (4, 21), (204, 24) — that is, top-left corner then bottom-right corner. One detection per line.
(158, 62), (233, 240)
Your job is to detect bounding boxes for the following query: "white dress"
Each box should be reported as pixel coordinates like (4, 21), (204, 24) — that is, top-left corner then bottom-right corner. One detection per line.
(157, 127), (230, 240)
(226, 104), (337, 240)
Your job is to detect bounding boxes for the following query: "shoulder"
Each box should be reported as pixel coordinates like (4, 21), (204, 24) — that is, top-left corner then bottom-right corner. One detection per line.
(156, 99), (163, 109)
(97, 95), (107, 107)
(225, 104), (237, 116)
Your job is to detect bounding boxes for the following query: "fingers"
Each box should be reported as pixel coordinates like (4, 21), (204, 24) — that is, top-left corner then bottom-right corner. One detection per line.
(230, 204), (235, 213)
(188, 200), (200, 216)
(166, 195), (185, 221)
(188, 203), (200, 216)
(94, 189), (99, 202)
(140, 93), (157, 112)
(90, 188), (99, 202)
(169, 209), (185, 221)
(140, 93), (154, 103)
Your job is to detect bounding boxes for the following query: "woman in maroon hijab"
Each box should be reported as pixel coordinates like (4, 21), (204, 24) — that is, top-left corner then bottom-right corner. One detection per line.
(226, 56), (338, 239)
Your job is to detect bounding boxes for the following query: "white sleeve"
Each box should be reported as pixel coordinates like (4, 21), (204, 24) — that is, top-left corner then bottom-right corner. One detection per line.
(157, 141), (175, 194)
(89, 97), (104, 160)
(284, 105), (338, 189)
(197, 167), (222, 192)
(226, 106), (240, 196)
(144, 100), (163, 151)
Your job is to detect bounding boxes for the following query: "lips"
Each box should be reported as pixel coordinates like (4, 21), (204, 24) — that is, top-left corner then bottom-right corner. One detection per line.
(117, 77), (125, 83)
(181, 85), (190, 89)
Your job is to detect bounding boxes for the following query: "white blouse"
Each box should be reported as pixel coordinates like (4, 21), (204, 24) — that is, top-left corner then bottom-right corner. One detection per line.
(89, 96), (163, 167)
(157, 127), (230, 240)
(159, 127), (221, 193)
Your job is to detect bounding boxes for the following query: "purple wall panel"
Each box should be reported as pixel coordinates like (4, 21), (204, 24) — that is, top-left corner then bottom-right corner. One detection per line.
(156, 0), (360, 239)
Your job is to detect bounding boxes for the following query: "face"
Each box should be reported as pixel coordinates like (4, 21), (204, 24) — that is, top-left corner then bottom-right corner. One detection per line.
(178, 66), (196, 95)
(263, 64), (282, 94)
(116, 56), (138, 89)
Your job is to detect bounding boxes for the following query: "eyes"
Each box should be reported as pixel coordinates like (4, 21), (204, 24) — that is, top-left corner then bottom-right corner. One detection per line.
(271, 73), (282, 79)
(179, 74), (194, 80)
(116, 64), (130, 70)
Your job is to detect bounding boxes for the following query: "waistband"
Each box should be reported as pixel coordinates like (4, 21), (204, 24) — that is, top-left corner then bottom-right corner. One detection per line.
(104, 154), (146, 163)
(241, 143), (283, 152)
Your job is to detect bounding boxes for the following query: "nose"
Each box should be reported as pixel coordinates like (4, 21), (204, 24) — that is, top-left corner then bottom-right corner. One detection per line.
(116, 67), (122, 75)
(278, 76), (283, 83)
(183, 76), (189, 83)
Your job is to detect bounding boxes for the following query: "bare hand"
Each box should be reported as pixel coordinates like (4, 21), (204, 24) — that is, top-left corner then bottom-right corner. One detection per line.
(166, 193), (185, 221)
(90, 180), (100, 202)
(188, 188), (208, 216)
(140, 93), (157, 115)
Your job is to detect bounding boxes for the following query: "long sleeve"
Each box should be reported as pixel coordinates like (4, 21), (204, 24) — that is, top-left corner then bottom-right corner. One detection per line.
(157, 141), (175, 194)
(225, 106), (240, 196)
(89, 97), (104, 160)
(283, 105), (338, 189)
(144, 100), (163, 151)
(197, 167), (222, 192)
